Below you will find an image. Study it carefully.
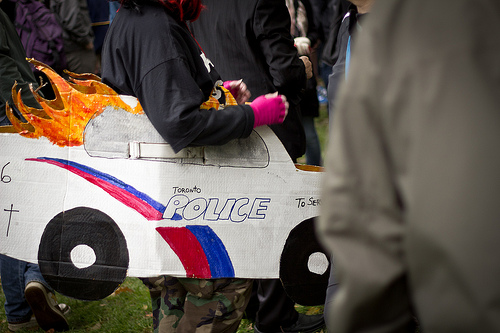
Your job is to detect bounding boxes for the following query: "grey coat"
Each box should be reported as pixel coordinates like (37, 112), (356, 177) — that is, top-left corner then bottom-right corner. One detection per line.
(319, 0), (500, 332)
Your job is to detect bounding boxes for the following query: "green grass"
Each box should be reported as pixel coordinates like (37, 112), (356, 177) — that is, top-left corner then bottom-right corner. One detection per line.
(0, 103), (331, 333)
(0, 277), (325, 333)
(0, 277), (152, 333)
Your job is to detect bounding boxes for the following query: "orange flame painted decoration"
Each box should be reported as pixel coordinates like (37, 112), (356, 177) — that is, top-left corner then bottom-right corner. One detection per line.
(2, 60), (236, 147)
(3, 59), (143, 147)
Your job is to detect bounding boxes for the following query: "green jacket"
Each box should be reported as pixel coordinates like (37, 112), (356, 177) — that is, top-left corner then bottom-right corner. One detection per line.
(0, 7), (39, 125)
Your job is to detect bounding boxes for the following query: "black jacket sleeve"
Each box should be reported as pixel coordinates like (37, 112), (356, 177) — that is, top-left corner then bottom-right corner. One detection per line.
(136, 58), (254, 153)
(0, 10), (40, 123)
(253, 0), (307, 105)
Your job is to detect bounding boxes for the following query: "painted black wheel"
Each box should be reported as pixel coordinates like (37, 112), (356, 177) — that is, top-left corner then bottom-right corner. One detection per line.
(280, 217), (331, 305)
(38, 207), (129, 301)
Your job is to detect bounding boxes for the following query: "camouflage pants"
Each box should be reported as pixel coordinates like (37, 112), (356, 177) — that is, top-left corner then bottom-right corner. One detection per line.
(141, 276), (253, 333)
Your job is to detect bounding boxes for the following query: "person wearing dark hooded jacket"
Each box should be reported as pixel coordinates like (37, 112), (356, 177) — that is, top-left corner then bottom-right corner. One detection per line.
(100, 1), (290, 332)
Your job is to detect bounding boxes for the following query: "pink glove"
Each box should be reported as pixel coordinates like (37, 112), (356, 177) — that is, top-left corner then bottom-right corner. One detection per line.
(223, 80), (251, 104)
(250, 94), (288, 128)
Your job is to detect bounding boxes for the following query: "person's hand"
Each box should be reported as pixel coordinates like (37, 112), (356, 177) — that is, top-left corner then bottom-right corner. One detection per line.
(294, 37), (311, 56)
(250, 92), (288, 128)
(300, 56), (313, 79)
(223, 79), (251, 104)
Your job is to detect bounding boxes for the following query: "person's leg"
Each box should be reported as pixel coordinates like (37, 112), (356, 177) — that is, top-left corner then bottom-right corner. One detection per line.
(319, 62), (332, 90)
(0, 255), (33, 323)
(302, 116), (322, 166)
(24, 279), (69, 331)
(23, 261), (50, 289)
(243, 280), (259, 322)
(177, 278), (253, 333)
(0, 255), (69, 331)
(323, 257), (339, 330)
(253, 279), (325, 333)
(141, 275), (187, 333)
(254, 279), (297, 332)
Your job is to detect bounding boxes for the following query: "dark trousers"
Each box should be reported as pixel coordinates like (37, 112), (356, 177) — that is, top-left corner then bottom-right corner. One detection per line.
(246, 279), (298, 331)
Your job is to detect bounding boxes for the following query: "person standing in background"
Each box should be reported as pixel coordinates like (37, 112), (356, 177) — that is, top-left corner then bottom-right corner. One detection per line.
(316, 0), (350, 90)
(319, 0), (500, 332)
(308, 0), (333, 79)
(286, 0), (322, 166)
(190, 0), (312, 165)
(190, 2), (324, 332)
(0, 0), (42, 127)
(321, 3), (373, 323)
(326, 0), (371, 128)
(86, 0), (110, 75)
(100, 0), (291, 331)
(50, 0), (96, 74)
(0, 3), (70, 331)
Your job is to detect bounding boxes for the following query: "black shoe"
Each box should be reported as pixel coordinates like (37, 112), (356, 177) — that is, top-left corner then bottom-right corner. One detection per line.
(254, 313), (325, 333)
(24, 282), (69, 331)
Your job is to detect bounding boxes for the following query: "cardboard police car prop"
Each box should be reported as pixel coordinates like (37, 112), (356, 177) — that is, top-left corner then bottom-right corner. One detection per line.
(0, 60), (329, 304)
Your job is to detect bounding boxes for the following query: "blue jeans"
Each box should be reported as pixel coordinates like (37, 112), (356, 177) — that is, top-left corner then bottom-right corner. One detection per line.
(0, 255), (50, 323)
(302, 116), (322, 166)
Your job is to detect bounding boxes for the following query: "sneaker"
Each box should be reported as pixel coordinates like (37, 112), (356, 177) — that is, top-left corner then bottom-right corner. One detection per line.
(58, 303), (71, 316)
(24, 281), (69, 331)
(7, 316), (38, 332)
(316, 86), (328, 105)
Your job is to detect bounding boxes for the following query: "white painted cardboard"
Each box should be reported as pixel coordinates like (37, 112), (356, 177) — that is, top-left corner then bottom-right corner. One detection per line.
(0, 64), (325, 286)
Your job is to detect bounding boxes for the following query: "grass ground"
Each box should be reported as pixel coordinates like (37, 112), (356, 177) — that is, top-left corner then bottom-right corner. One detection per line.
(0, 104), (330, 333)
(0, 277), (326, 333)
